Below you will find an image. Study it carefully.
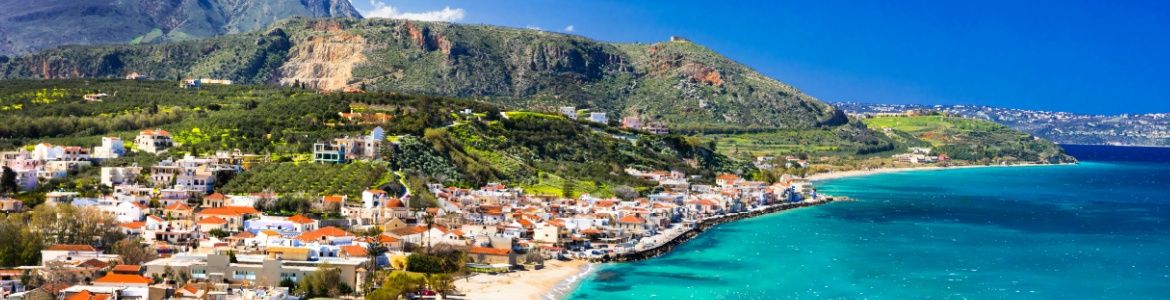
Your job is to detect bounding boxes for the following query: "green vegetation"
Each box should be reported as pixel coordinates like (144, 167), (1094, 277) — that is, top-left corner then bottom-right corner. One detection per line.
(862, 115), (1076, 164)
(2, 18), (844, 131)
(222, 162), (388, 199)
(706, 121), (898, 159)
(0, 204), (125, 267)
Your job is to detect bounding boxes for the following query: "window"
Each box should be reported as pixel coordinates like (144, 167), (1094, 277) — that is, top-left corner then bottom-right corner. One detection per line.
(192, 268), (207, 279)
(280, 272), (299, 282)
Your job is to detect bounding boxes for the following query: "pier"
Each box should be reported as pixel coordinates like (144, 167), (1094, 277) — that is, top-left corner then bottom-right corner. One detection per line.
(591, 197), (835, 263)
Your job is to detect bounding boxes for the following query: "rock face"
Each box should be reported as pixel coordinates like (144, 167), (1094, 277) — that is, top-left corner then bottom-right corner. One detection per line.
(0, 18), (843, 130)
(276, 21), (367, 90)
(0, 0), (362, 56)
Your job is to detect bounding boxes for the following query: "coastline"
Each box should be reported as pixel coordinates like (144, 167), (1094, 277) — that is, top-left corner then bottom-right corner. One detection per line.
(485, 163), (1073, 299)
(454, 259), (592, 300)
(805, 163), (1073, 182)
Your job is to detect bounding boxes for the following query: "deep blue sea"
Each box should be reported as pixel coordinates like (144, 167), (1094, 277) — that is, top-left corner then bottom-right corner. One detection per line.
(567, 145), (1170, 299)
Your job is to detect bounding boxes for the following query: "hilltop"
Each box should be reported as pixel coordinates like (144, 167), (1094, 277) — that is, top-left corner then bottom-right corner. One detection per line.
(0, 0), (361, 55)
(0, 18), (844, 131)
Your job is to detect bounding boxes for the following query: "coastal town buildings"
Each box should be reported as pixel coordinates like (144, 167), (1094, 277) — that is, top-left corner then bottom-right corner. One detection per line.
(135, 129), (174, 154)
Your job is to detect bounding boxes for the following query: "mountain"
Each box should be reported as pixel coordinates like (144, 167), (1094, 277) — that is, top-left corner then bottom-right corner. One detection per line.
(0, 18), (845, 131)
(836, 102), (1170, 147)
(0, 0), (362, 56)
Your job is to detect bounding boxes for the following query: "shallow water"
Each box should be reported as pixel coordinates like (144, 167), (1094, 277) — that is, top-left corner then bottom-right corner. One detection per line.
(568, 148), (1170, 299)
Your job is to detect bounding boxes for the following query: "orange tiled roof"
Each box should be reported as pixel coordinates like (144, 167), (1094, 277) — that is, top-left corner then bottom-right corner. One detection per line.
(288, 214), (315, 224)
(469, 246), (511, 256)
(340, 245), (368, 257)
(322, 195), (345, 203)
(197, 216), (228, 225)
(204, 193), (226, 200)
(366, 189), (386, 194)
(66, 290), (112, 300)
(120, 221), (145, 229)
(295, 226), (352, 242)
(386, 198), (404, 208)
(111, 265), (141, 274)
(377, 234), (400, 243)
(93, 273), (153, 285)
(618, 214), (646, 224)
(46, 244), (96, 251)
(200, 206), (258, 216)
(165, 202), (192, 211)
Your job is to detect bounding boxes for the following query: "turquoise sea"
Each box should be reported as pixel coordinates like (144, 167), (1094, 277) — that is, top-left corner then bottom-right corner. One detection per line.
(567, 145), (1170, 299)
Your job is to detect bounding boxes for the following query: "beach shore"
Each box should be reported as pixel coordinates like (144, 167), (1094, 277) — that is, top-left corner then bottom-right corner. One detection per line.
(805, 163), (1066, 182)
(455, 259), (591, 300)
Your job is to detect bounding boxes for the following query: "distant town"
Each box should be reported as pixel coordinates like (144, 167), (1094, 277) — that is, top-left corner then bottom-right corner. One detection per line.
(835, 102), (1170, 147)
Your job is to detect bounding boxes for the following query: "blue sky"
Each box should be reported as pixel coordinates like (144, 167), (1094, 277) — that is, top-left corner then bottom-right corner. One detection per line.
(352, 0), (1170, 114)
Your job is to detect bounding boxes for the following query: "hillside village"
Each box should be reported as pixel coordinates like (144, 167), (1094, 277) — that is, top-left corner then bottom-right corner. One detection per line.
(0, 82), (825, 300)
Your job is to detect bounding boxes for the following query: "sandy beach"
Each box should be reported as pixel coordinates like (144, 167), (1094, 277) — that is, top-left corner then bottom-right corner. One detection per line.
(805, 163), (1068, 182)
(454, 259), (592, 300)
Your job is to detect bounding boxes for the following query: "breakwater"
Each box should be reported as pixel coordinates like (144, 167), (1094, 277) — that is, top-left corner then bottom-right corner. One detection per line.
(591, 198), (835, 263)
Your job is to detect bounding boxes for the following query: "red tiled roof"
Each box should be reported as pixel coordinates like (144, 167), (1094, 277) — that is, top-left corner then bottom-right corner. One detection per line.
(66, 290), (112, 300)
(618, 214), (646, 224)
(469, 246), (511, 256)
(288, 214), (315, 224)
(340, 245), (368, 257)
(295, 226), (352, 242)
(46, 244), (96, 251)
(197, 216), (228, 225)
(78, 259), (109, 269)
(111, 265), (141, 274)
(200, 206), (258, 216)
(204, 193), (226, 200)
(165, 202), (191, 211)
(377, 234), (400, 243)
(386, 198), (404, 208)
(93, 273), (153, 285)
(120, 221), (145, 229)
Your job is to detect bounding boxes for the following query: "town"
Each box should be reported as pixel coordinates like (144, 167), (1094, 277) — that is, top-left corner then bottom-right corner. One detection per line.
(0, 111), (826, 299)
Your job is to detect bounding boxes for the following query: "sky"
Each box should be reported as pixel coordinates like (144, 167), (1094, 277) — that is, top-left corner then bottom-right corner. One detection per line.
(351, 0), (1170, 115)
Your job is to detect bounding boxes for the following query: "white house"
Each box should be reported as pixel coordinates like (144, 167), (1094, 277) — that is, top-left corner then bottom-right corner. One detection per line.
(92, 137), (126, 159)
(101, 166), (142, 187)
(559, 106), (577, 119)
(135, 129), (173, 153)
(362, 189), (389, 209)
(31, 143), (63, 161)
(589, 112), (608, 124)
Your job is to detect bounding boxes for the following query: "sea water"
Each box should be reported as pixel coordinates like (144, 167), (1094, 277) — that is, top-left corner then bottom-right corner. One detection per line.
(567, 145), (1170, 299)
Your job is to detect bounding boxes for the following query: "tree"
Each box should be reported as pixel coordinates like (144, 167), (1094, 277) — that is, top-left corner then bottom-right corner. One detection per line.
(112, 239), (157, 265)
(561, 180), (575, 198)
(1, 166), (17, 195)
(297, 265), (352, 298)
(208, 229), (230, 239)
(368, 272), (423, 300)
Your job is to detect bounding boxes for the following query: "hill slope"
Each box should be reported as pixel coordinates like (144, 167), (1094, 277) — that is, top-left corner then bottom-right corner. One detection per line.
(863, 115), (1076, 164)
(0, 18), (845, 131)
(0, 0), (361, 55)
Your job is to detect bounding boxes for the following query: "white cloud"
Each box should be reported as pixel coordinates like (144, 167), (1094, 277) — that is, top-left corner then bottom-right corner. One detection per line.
(363, 1), (465, 22)
(563, 25), (575, 32)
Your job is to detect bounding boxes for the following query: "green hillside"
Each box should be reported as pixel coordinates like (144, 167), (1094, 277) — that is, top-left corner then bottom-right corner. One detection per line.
(0, 79), (746, 200)
(0, 18), (845, 131)
(863, 115), (1076, 164)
